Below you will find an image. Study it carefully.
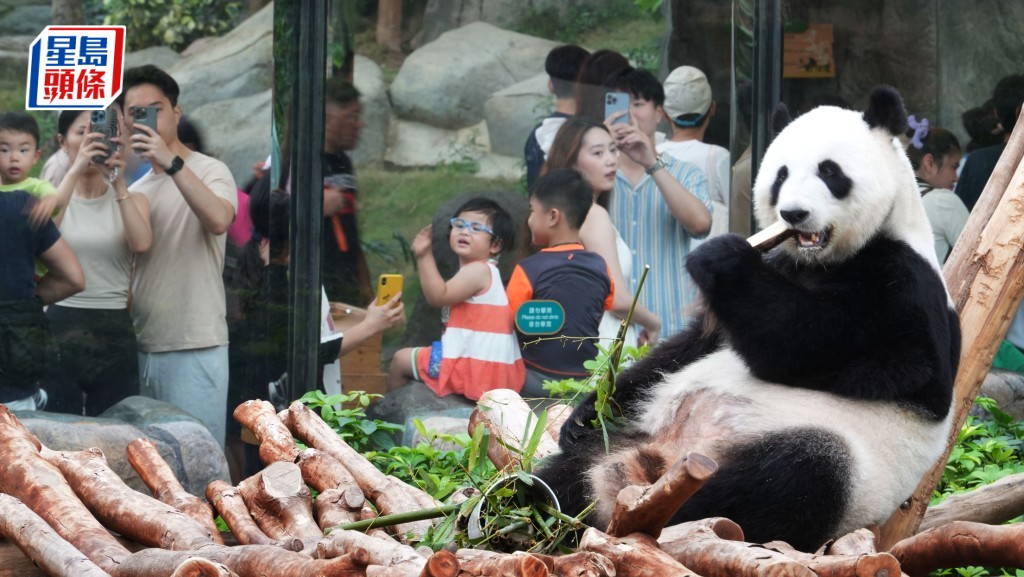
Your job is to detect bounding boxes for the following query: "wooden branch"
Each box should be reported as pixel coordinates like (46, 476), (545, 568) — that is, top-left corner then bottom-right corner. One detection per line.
(921, 471), (1024, 530)
(605, 452), (718, 539)
(0, 416), (131, 573)
(169, 558), (239, 577)
(549, 551), (616, 577)
(660, 518), (745, 543)
(578, 527), (701, 577)
(41, 447), (218, 551)
(287, 401), (433, 541)
(234, 400), (300, 465)
(879, 109), (1024, 548)
(763, 539), (902, 577)
(113, 544), (364, 577)
(0, 493), (112, 577)
(315, 488), (364, 531)
(825, 528), (880, 556)
(236, 460), (324, 553)
(455, 549), (552, 577)
(318, 529), (425, 577)
(658, 524), (815, 577)
(298, 448), (363, 495)
(126, 437), (225, 545)
(206, 479), (303, 550)
(889, 521), (1024, 577)
(418, 550), (459, 577)
(470, 389), (560, 471)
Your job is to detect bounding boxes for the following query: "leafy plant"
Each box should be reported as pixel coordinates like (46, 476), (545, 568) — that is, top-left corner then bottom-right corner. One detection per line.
(298, 389), (403, 452)
(102, 0), (243, 51)
(934, 397), (1024, 502)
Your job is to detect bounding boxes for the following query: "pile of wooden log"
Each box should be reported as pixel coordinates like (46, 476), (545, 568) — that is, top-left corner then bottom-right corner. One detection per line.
(2, 392), (1024, 577)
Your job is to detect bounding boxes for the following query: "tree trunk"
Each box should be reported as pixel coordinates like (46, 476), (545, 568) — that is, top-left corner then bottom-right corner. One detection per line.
(920, 471), (1024, 530)
(234, 400), (300, 465)
(762, 540), (902, 577)
(126, 437), (224, 545)
(317, 529), (426, 577)
(888, 521), (1024, 577)
(657, 524), (815, 577)
(376, 0), (403, 53)
(470, 389), (559, 471)
(169, 558), (238, 577)
(878, 110), (1024, 549)
(0, 493), (112, 577)
(455, 549), (551, 577)
(51, 0), (83, 25)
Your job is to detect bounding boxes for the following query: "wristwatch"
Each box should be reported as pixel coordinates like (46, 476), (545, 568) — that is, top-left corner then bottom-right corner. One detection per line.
(645, 155), (667, 176)
(164, 155), (185, 176)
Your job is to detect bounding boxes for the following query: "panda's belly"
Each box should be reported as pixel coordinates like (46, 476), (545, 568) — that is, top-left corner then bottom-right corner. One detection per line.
(636, 348), (952, 529)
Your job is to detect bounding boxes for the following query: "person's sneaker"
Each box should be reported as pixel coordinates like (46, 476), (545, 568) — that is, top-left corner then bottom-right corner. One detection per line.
(32, 388), (48, 411)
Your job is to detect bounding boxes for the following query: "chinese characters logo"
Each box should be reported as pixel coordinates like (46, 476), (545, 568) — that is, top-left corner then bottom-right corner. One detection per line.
(26, 26), (125, 110)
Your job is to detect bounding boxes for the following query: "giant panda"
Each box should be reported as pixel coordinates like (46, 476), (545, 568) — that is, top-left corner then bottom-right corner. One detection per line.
(535, 86), (961, 552)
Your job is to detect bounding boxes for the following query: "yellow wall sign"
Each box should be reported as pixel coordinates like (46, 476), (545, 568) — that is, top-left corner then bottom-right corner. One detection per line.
(784, 23), (834, 78)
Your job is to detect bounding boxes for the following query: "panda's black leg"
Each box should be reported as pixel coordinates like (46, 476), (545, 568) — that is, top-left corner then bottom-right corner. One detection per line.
(671, 428), (853, 552)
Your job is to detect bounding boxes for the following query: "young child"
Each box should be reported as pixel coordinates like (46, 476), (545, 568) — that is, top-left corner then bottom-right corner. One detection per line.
(0, 112), (60, 226)
(387, 197), (525, 400)
(506, 168), (614, 398)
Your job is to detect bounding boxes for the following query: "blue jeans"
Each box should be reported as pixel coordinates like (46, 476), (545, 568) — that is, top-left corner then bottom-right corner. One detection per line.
(138, 345), (229, 447)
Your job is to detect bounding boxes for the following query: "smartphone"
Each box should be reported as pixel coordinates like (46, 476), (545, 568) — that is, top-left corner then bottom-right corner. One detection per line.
(604, 91), (631, 125)
(376, 274), (403, 306)
(131, 106), (158, 153)
(89, 108), (119, 163)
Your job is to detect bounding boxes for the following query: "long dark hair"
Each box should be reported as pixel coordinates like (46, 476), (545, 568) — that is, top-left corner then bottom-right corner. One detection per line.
(236, 174), (289, 314)
(543, 117), (613, 208)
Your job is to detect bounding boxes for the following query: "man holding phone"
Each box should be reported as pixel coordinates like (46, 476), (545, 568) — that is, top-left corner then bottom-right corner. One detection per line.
(121, 64), (238, 447)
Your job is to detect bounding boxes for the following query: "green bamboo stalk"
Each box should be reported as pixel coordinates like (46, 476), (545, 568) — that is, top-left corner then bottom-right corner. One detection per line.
(329, 503), (461, 533)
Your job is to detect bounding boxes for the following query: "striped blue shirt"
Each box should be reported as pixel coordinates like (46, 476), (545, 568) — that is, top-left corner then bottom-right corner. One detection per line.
(610, 156), (712, 337)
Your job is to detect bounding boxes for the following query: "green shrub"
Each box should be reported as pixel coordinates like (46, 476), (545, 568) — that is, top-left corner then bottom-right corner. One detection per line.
(102, 0), (243, 51)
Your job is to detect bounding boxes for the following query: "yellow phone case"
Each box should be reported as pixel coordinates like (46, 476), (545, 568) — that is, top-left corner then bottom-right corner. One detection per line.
(376, 274), (403, 306)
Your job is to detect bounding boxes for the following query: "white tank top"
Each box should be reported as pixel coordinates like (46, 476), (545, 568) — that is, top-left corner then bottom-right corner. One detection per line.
(58, 186), (133, 309)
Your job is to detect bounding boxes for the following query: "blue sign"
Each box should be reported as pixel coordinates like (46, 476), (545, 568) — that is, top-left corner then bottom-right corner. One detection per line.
(515, 300), (566, 336)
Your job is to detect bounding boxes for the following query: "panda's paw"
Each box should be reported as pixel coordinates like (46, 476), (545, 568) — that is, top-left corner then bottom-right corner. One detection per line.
(560, 404), (600, 446)
(687, 234), (762, 292)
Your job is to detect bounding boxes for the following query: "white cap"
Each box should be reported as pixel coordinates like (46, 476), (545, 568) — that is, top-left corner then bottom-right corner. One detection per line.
(663, 66), (712, 123)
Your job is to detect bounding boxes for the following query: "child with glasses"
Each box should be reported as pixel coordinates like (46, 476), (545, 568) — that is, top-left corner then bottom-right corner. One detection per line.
(386, 197), (525, 399)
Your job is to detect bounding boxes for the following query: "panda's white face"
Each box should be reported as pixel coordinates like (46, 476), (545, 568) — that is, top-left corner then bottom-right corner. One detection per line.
(753, 105), (923, 266)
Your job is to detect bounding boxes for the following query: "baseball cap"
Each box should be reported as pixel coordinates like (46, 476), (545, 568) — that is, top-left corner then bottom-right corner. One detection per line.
(663, 66), (712, 126)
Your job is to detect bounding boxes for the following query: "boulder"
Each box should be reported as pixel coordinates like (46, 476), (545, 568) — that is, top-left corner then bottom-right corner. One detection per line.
(0, 1), (50, 37)
(483, 73), (553, 157)
(125, 45), (182, 72)
(18, 396), (230, 497)
(385, 118), (491, 168)
(190, 88), (272, 186)
(476, 153), (524, 181)
(351, 54), (392, 166)
(976, 369), (1024, 422)
(0, 35), (30, 92)
(366, 383), (475, 447)
(417, 0), (620, 46)
(390, 22), (559, 129)
(167, 1), (273, 112)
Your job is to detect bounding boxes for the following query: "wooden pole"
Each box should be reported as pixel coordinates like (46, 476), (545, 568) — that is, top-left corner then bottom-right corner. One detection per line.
(877, 111), (1024, 549)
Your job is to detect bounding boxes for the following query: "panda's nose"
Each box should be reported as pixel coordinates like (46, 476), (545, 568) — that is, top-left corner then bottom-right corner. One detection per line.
(780, 209), (809, 226)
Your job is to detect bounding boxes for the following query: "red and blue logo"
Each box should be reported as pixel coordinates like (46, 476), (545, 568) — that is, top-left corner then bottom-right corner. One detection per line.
(26, 25), (125, 110)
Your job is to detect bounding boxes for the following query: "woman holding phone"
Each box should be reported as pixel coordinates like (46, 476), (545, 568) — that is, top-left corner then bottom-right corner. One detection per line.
(46, 106), (152, 416)
(543, 117), (661, 348)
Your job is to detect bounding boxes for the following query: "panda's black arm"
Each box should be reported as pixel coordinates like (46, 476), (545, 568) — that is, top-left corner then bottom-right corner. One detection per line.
(685, 234), (934, 395)
(559, 319), (722, 447)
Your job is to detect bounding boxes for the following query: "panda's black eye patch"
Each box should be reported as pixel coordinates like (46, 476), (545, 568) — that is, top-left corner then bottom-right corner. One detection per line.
(818, 160), (852, 199)
(770, 166), (788, 206)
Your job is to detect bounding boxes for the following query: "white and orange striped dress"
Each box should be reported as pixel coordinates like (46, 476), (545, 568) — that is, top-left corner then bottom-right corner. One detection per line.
(421, 260), (525, 400)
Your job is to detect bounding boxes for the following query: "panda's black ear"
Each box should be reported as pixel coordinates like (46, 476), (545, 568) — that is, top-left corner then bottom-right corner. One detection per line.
(772, 103), (792, 136)
(863, 85), (909, 137)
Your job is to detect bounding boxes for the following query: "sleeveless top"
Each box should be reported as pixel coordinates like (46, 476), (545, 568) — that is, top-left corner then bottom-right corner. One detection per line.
(435, 260), (525, 400)
(58, 185), (133, 309)
(597, 229), (639, 348)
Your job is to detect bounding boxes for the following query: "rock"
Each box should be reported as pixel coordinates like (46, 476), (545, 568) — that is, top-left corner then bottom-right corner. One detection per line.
(385, 119), (491, 168)
(417, 0), (620, 47)
(408, 416), (472, 452)
(167, 1), (273, 112)
(351, 54), (391, 166)
(975, 370), (1024, 422)
(125, 46), (181, 72)
(390, 22), (559, 129)
(0, 2), (50, 37)
(483, 73), (553, 157)
(0, 35), (30, 92)
(366, 382), (475, 446)
(476, 153), (524, 181)
(190, 88), (272, 186)
(17, 396), (230, 497)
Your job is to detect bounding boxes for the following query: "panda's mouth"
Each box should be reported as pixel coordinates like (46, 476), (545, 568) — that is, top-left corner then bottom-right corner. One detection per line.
(796, 227), (831, 249)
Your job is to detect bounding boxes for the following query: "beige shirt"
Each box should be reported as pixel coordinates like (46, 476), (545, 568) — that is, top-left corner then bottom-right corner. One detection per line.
(59, 185), (132, 309)
(130, 152), (238, 352)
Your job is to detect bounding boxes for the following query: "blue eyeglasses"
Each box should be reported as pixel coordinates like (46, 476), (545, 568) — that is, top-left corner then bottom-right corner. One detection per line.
(450, 217), (494, 236)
